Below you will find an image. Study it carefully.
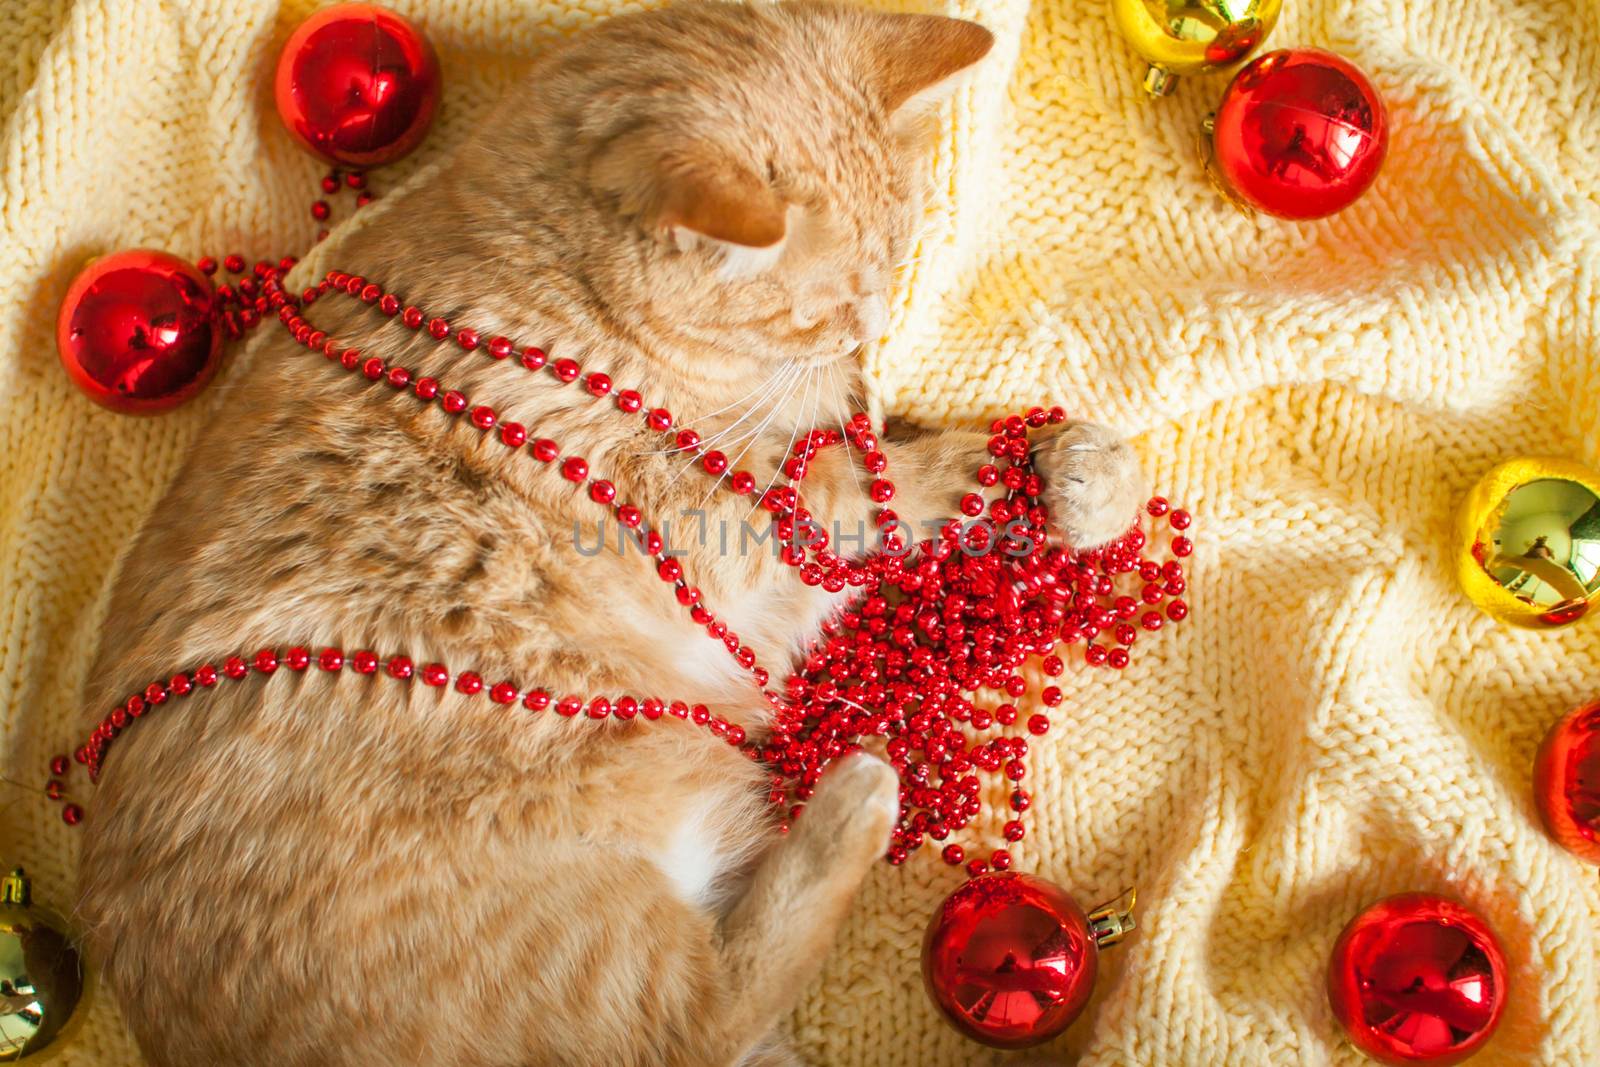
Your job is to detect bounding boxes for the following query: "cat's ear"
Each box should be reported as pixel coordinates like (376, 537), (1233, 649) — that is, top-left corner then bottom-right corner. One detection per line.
(656, 157), (788, 249)
(859, 14), (994, 123)
(593, 140), (788, 256)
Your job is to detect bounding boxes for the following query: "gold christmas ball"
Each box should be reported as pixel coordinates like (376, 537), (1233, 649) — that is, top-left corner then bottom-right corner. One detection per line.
(1455, 457), (1600, 630)
(0, 870), (83, 1062)
(1110, 0), (1282, 96)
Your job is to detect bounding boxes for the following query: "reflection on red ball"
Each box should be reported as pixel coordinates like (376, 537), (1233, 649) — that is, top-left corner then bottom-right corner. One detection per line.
(56, 250), (221, 414)
(1211, 48), (1388, 220)
(922, 872), (1098, 1049)
(1535, 699), (1600, 864)
(1327, 894), (1507, 1066)
(274, 3), (439, 168)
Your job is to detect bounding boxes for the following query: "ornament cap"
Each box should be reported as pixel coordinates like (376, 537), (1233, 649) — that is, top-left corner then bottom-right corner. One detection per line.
(0, 867), (30, 907)
(1142, 66), (1176, 96)
(1087, 887), (1137, 947)
(1197, 122), (1256, 218)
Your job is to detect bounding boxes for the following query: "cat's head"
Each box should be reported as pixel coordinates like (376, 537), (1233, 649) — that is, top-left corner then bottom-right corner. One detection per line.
(477, 1), (992, 367)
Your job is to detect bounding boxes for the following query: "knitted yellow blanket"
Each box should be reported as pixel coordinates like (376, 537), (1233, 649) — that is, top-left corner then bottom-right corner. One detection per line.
(4, 1), (1598, 1064)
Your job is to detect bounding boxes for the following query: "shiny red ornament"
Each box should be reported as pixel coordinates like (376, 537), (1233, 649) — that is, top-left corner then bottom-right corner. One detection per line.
(923, 873), (1132, 1049)
(1534, 699), (1600, 864)
(1210, 48), (1388, 220)
(274, 3), (439, 168)
(56, 249), (222, 413)
(1327, 894), (1508, 1066)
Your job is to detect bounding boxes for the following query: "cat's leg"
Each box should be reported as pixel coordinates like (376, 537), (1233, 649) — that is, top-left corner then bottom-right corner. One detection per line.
(800, 419), (1145, 554)
(506, 754), (891, 1067)
(708, 752), (897, 1062)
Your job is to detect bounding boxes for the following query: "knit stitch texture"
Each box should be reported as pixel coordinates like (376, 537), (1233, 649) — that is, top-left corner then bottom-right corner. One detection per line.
(2, 1), (1598, 1064)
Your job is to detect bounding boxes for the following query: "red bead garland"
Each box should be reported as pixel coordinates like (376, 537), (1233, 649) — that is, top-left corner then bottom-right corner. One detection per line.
(49, 256), (1196, 871)
(280, 266), (792, 705)
(766, 414), (1191, 864)
(52, 643), (747, 816)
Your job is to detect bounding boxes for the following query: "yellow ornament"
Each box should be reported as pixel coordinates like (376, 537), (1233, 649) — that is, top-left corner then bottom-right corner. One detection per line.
(0, 870), (83, 1062)
(1110, 0), (1282, 96)
(1455, 457), (1600, 630)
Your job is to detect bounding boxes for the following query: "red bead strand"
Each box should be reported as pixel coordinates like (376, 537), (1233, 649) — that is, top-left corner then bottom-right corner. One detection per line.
(47, 257), (1197, 873)
(767, 407), (1193, 864)
(53, 644), (744, 822)
(270, 270), (789, 705)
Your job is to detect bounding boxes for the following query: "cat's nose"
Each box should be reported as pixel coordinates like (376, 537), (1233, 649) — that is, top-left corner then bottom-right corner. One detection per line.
(852, 294), (889, 344)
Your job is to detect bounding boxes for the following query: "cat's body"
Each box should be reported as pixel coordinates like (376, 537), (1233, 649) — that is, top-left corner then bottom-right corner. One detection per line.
(75, 4), (1142, 1065)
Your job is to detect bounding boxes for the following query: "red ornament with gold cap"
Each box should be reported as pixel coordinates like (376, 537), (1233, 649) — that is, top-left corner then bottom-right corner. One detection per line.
(1327, 893), (1507, 1065)
(922, 873), (1136, 1048)
(55, 249), (222, 414)
(273, 2), (439, 168)
(1207, 48), (1389, 220)
(1535, 699), (1600, 864)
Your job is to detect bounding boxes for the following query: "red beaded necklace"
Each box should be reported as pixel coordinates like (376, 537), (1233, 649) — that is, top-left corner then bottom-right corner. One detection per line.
(49, 256), (1195, 872)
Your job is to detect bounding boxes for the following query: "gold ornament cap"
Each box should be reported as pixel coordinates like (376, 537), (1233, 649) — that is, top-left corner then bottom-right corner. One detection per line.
(1455, 456), (1600, 629)
(0, 873), (28, 909)
(1088, 887), (1138, 947)
(1197, 114), (1256, 217)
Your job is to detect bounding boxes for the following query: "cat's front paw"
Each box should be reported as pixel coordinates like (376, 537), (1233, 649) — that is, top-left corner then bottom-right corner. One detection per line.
(1034, 422), (1145, 549)
(796, 753), (898, 861)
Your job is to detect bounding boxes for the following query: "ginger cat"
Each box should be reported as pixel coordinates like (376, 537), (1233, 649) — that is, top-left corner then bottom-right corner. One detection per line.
(75, 3), (1143, 1064)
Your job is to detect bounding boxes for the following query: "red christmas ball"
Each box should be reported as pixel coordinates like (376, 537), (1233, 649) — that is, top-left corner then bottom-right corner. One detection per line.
(56, 249), (222, 414)
(1327, 894), (1508, 1066)
(1211, 48), (1388, 220)
(1534, 699), (1600, 864)
(274, 3), (439, 168)
(922, 872), (1098, 1049)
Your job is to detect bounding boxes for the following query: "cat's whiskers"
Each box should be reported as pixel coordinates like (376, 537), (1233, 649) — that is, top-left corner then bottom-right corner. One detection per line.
(702, 356), (798, 419)
(832, 693), (873, 715)
(969, 228), (1063, 257)
(691, 365), (814, 460)
(666, 361), (807, 497)
(774, 360), (826, 532)
(480, 250), (514, 304)
(800, 360), (824, 487)
(694, 362), (802, 511)
(636, 359), (799, 457)
(825, 360), (862, 497)
(690, 361), (806, 451)
(742, 364), (819, 524)
(893, 250), (935, 273)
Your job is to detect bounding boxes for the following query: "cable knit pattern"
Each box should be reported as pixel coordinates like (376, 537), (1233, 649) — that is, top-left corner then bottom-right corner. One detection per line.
(3, 0), (1598, 1064)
